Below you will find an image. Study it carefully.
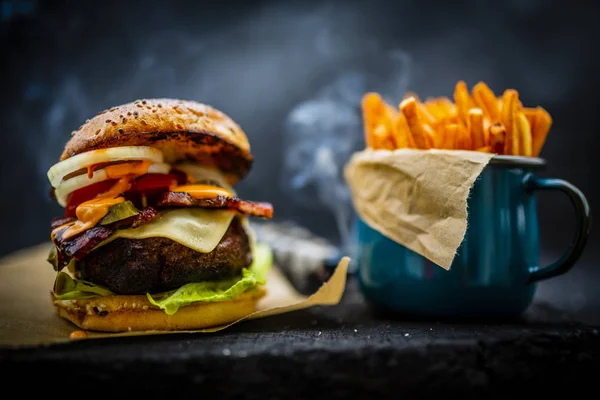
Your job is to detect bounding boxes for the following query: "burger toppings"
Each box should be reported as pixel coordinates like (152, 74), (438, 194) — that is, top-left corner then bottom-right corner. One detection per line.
(53, 225), (115, 269)
(50, 206), (160, 270)
(55, 176), (134, 240)
(99, 200), (140, 225)
(47, 144), (272, 302)
(171, 184), (232, 199)
(53, 241), (273, 316)
(55, 159), (155, 207)
(48, 147), (272, 244)
(130, 173), (180, 193)
(51, 216), (77, 230)
(51, 207), (240, 269)
(157, 191), (274, 218)
(76, 217), (252, 294)
(47, 146), (164, 189)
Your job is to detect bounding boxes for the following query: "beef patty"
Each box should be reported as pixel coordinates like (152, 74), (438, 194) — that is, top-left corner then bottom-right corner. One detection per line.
(76, 217), (252, 294)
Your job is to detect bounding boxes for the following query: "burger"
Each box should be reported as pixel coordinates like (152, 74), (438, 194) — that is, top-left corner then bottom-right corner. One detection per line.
(46, 99), (274, 332)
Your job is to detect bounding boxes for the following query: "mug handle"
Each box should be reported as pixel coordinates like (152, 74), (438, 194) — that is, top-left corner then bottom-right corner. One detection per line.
(523, 173), (592, 283)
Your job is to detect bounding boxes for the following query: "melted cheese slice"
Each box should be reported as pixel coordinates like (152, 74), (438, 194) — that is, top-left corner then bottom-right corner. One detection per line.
(100, 208), (236, 253)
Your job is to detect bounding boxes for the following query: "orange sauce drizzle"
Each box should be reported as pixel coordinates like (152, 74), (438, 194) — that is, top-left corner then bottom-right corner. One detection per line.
(56, 161), (152, 240)
(171, 184), (232, 199)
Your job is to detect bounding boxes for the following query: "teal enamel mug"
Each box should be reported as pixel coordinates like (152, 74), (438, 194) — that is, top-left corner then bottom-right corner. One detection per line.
(356, 155), (591, 317)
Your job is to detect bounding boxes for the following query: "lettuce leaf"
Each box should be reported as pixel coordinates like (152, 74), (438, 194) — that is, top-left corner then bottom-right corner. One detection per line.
(147, 242), (272, 315)
(52, 243), (272, 314)
(53, 271), (114, 300)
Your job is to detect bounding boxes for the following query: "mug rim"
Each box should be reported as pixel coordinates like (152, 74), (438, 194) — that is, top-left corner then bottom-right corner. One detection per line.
(489, 155), (546, 168)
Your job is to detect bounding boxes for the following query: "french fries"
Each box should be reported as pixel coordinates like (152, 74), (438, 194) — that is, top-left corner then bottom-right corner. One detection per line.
(516, 112), (532, 157)
(361, 81), (552, 157)
(454, 80), (475, 126)
(501, 89), (520, 156)
(400, 97), (430, 149)
(472, 82), (500, 122)
(455, 124), (472, 150)
(489, 123), (506, 154)
(441, 124), (457, 150)
(468, 108), (485, 150)
(529, 106), (552, 157)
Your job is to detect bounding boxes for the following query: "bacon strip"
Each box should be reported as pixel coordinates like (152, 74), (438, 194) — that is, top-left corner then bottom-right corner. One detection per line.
(51, 207), (159, 270)
(156, 192), (273, 219)
(54, 225), (115, 261)
(127, 206), (159, 229)
(51, 216), (76, 230)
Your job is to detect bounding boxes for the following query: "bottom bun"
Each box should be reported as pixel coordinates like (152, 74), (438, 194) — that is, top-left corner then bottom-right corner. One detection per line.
(53, 287), (266, 332)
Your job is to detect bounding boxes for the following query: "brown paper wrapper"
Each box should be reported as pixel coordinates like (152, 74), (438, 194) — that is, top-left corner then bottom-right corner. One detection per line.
(0, 243), (349, 347)
(344, 148), (493, 270)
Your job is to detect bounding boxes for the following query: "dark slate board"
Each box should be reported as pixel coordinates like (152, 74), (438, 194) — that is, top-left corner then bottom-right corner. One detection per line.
(1, 278), (599, 399)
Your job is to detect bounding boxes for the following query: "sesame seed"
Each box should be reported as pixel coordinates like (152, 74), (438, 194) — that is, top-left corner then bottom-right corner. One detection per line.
(105, 119), (112, 123)
(158, 104), (162, 108)
(100, 304), (106, 308)
(136, 104), (143, 108)
(152, 109), (157, 113)
(176, 124), (183, 129)
(118, 128), (124, 133)
(95, 129), (101, 135)
(124, 302), (128, 307)
(128, 327), (132, 332)
(132, 303), (136, 308)
(122, 118), (127, 123)
(141, 119), (147, 125)
(111, 121), (117, 126)
(127, 112), (132, 116)
(142, 305), (148, 310)
(142, 100), (147, 105)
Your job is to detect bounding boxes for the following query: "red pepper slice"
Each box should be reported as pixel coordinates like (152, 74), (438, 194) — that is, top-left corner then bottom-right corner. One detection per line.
(64, 180), (117, 217)
(130, 173), (179, 192)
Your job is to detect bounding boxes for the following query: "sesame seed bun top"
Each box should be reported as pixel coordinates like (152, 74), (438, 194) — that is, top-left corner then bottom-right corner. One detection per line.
(61, 99), (253, 183)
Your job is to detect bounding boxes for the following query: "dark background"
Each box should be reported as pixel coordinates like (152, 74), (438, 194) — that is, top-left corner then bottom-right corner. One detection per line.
(1, 0), (598, 323)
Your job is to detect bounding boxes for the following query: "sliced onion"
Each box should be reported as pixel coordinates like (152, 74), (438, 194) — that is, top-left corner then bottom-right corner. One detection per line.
(174, 162), (236, 195)
(55, 170), (112, 207)
(55, 162), (171, 207)
(147, 162), (171, 174)
(47, 146), (164, 188)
